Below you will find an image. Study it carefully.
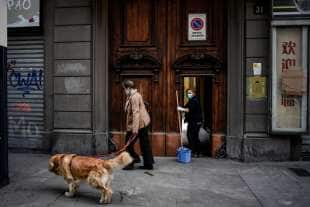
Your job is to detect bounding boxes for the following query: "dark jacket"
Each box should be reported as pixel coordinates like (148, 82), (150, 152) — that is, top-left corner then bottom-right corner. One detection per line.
(184, 96), (203, 124)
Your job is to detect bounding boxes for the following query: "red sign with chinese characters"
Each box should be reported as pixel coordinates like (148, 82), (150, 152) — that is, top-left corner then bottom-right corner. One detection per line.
(272, 27), (308, 132)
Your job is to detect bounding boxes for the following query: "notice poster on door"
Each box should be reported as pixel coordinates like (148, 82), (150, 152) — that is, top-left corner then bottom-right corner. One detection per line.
(271, 27), (308, 133)
(188, 13), (207, 41)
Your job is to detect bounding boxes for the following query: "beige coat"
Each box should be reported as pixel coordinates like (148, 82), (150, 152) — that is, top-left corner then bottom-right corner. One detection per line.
(125, 90), (150, 133)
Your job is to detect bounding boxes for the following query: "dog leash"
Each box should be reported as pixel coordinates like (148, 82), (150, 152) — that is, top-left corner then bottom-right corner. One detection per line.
(96, 134), (138, 159)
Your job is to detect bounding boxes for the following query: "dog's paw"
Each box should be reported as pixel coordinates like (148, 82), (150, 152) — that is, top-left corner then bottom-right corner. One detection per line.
(65, 191), (75, 197)
(103, 199), (112, 204)
(99, 197), (111, 204)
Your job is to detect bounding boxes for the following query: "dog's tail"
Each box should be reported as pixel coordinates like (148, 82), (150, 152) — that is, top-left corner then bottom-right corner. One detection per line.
(106, 151), (133, 170)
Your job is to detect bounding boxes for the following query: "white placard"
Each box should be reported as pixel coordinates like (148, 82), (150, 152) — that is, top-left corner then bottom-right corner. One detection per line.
(188, 13), (207, 41)
(253, 63), (262, 75)
(7, 0), (40, 28)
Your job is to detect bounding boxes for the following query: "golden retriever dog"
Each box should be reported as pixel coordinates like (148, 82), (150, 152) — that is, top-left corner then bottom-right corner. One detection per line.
(48, 152), (133, 204)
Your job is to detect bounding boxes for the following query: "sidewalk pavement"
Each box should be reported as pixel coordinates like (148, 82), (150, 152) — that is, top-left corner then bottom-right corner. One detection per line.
(1, 153), (310, 207)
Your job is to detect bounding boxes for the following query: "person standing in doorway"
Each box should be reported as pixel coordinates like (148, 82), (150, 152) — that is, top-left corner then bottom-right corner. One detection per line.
(122, 80), (154, 170)
(177, 89), (203, 157)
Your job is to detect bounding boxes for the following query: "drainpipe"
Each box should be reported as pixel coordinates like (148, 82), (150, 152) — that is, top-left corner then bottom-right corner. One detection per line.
(0, 0), (9, 187)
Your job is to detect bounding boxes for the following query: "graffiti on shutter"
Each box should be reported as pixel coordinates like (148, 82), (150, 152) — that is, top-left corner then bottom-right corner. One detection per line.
(7, 36), (44, 150)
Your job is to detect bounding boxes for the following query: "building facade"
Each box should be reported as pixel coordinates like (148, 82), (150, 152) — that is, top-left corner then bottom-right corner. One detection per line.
(5, 0), (310, 161)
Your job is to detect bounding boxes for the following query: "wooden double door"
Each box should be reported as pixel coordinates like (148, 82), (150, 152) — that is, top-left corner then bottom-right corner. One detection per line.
(109, 0), (226, 156)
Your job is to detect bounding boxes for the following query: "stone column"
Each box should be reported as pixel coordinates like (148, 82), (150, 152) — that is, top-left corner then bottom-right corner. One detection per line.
(0, 0), (9, 187)
(93, 0), (109, 154)
(226, 0), (245, 160)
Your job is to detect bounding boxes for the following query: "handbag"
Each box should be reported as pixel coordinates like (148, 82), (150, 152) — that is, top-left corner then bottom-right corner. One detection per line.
(199, 126), (210, 143)
(181, 115), (211, 144)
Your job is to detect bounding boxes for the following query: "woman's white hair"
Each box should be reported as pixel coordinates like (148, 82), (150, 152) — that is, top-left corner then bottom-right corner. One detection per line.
(122, 80), (135, 89)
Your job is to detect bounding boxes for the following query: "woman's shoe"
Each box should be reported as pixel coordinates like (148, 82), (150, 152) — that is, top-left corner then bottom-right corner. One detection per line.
(193, 153), (200, 158)
(133, 158), (141, 164)
(123, 163), (134, 170)
(138, 165), (153, 170)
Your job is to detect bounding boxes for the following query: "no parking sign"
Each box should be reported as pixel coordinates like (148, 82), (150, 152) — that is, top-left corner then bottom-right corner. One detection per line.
(188, 13), (207, 41)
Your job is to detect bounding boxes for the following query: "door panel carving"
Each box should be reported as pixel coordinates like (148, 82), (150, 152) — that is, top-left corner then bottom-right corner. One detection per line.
(125, 0), (151, 42)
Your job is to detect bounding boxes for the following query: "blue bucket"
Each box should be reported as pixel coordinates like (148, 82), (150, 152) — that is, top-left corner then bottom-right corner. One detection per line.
(176, 147), (191, 163)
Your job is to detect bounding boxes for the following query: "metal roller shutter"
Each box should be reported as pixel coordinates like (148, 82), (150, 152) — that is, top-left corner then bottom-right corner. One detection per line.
(7, 36), (44, 150)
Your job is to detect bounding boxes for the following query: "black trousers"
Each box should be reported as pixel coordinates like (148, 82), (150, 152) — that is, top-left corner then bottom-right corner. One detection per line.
(187, 122), (201, 154)
(125, 127), (154, 166)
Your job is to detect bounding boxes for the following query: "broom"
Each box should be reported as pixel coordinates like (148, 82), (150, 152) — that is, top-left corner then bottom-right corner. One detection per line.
(176, 90), (191, 163)
(176, 90), (183, 147)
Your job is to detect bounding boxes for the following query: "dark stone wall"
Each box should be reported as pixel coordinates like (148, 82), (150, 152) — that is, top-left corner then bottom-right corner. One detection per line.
(244, 0), (269, 134)
(242, 0), (302, 162)
(45, 0), (109, 155)
(1, 1), (9, 187)
(53, 1), (93, 131)
(226, 0), (245, 160)
(45, 0), (96, 154)
(226, 0), (302, 161)
(0, 45), (9, 187)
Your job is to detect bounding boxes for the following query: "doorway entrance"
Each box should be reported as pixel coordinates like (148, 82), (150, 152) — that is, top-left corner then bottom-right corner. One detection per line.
(109, 0), (226, 156)
(181, 76), (213, 156)
(182, 76), (213, 131)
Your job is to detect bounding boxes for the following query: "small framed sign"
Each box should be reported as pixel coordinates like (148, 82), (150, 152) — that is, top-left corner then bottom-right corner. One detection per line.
(188, 13), (207, 41)
(253, 63), (262, 76)
(7, 0), (40, 28)
(247, 76), (267, 100)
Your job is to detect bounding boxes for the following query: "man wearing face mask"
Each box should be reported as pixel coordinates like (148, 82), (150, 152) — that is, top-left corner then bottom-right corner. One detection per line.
(122, 80), (154, 170)
(177, 89), (203, 157)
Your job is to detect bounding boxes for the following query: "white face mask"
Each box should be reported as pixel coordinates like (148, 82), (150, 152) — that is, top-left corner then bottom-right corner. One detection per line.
(187, 91), (194, 99)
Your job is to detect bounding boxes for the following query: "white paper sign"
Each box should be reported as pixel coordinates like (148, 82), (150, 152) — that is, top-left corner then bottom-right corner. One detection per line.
(253, 63), (262, 75)
(7, 0), (40, 28)
(188, 13), (207, 41)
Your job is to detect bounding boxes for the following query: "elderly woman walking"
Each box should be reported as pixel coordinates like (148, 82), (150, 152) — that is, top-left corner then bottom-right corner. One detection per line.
(122, 80), (154, 170)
